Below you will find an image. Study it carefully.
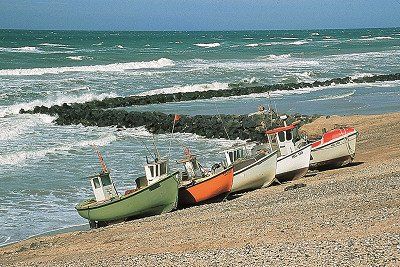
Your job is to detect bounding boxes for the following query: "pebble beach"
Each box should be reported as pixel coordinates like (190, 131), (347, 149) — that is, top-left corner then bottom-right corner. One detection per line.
(1, 112), (399, 266)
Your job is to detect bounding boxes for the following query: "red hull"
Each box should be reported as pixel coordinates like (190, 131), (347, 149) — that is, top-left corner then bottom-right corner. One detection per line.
(312, 127), (357, 148)
(178, 166), (234, 206)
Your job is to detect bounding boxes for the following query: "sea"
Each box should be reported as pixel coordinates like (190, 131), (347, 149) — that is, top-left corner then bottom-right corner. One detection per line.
(0, 28), (399, 246)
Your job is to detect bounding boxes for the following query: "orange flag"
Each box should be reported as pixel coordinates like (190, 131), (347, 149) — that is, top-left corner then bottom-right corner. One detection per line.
(173, 114), (181, 123)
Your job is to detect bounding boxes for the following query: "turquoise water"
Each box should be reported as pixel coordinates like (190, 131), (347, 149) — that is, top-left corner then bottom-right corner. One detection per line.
(0, 28), (399, 245)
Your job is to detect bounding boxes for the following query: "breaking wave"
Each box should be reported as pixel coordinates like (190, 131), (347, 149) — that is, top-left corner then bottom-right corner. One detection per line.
(0, 46), (43, 53)
(0, 58), (174, 76)
(0, 134), (116, 166)
(66, 56), (85, 61)
(138, 82), (229, 96)
(306, 90), (356, 102)
(0, 114), (56, 141)
(0, 92), (118, 117)
(194, 43), (221, 48)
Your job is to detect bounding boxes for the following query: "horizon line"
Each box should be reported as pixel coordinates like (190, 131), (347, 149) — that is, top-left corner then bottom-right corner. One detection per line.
(1, 26), (399, 33)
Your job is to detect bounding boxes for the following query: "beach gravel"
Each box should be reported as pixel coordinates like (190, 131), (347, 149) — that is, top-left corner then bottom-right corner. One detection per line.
(1, 113), (400, 266)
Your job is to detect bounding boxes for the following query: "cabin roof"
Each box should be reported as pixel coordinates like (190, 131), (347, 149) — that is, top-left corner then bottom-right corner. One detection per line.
(265, 124), (296, 135)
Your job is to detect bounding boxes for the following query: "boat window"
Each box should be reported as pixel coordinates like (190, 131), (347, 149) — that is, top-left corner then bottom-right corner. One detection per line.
(160, 162), (167, 175)
(149, 165), (154, 177)
(101, 175), (112, 186)
(228, 151), (234, 163)
(93, 177), (101, 189)
(286, 130), (292, 141)
(278, 131), (285, 142)
(190, 159), (198, 170)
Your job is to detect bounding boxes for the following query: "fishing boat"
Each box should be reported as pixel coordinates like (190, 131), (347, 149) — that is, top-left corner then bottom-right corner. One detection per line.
(223, 143), (278, 193)
(178, 152), (234, 206)
(75, 149), (180, 228)
(309, 127), (358, 169)
(263, 115), (312, 183)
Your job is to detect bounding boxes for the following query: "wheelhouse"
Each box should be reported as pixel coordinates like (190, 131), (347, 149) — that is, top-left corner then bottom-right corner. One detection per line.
(89, 172), (118, 202)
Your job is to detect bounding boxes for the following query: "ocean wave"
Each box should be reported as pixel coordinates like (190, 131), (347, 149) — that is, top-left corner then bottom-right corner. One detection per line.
(0, 114), (56, 141)
(350, 73), (375, 80)
(306, 90), (356, 102)
(0, 92), (117, 117)
(360, 36), (393, 41)
(66, 56), (85, 61)
(259, 54), (291, 60)
(138, 82), (229, 96)
(245, 43), (259, 47)
(0, 134), (116, 166)
(39, 43), (69, 47)
(281, 37), (298, 40)
(288, 40), (309, 45)
(0, 58), (174, 76)
(0, 46), (43, 53)
(194, 43), (221, 48)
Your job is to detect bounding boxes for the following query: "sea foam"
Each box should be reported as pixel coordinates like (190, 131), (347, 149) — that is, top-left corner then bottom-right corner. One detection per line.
(0, 134), (116, 166)
(0, 58), (174, 76)
(194, 43), (221, 48)
(138, 82), (229, 96)
(0, 92), (118, 117)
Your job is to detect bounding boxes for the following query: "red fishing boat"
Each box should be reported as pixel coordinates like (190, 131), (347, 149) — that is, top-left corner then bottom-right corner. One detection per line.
(310, 127), (358, 169)
(178, 153), (234, 207)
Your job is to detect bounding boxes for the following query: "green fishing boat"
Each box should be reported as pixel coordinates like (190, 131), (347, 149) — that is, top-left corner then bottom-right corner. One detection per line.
(75, 148), (180, 228)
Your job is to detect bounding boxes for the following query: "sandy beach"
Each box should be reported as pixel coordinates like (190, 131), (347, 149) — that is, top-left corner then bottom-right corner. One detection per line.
(1, 112), (399, 266)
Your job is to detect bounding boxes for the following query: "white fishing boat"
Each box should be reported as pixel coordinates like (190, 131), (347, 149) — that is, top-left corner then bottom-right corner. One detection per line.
(223, 144), (277, 193)
(309, 127), (358, 169)
(262, 116), (311, 183)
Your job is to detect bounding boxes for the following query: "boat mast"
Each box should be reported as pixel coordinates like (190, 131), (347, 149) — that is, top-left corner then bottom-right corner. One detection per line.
(92, 145), (108, 173)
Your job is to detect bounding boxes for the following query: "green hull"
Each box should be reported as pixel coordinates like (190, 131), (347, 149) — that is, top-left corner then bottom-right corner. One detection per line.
(76, 171), (180, 223)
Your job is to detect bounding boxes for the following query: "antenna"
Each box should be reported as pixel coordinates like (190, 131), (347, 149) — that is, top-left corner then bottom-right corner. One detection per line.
(214, 103), (230, 140)
(140, 138), (156, 161)
(152, 135), (160, 160)
(92, 145), (108, 173)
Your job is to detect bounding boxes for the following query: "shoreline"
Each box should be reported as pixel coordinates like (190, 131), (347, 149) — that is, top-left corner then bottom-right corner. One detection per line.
(1, 112), (399, 266)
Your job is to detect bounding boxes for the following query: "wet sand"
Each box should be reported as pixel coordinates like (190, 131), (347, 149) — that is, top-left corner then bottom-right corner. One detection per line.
(1, 113), (400, 266)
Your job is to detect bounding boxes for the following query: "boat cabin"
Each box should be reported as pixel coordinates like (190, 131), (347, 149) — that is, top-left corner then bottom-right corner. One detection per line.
(178, 155), (203, 180)
(265, 116), (300, 157)
(223, 145), (249, 166)
(143, 159), (169, 186)
(89, 172), (118, 202)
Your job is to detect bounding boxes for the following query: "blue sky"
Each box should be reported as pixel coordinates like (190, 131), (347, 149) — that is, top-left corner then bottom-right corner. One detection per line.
(0, 0), (399, 30)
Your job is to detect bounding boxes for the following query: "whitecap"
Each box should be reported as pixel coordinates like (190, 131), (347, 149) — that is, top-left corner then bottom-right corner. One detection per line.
(0, 114), (56, 141)
(0, 58), (174, 76)
(0, 46), (42, 53)
(116, 45), (124, 49)
(194, 43), (221, 48)
(245, 43), (259, 47)
(66, 56), (84, 61)
(138, 82), (229, 96)
(259, 54), (291, 60)
(288, 40), (309, 45)
(306, 90), (356, 102)
(0, 92), (118, 117)
(39, 43), (69, 47)
(0, 134), (116, 166)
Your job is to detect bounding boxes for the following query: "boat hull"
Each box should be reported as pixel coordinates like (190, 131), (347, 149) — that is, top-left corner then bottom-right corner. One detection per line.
(231, 151), (278, 193)
(310, 129), (358, 169)
(276, 144), (311, 183)
(178, 166), (234, 206)
(76, 171), (180, 223)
